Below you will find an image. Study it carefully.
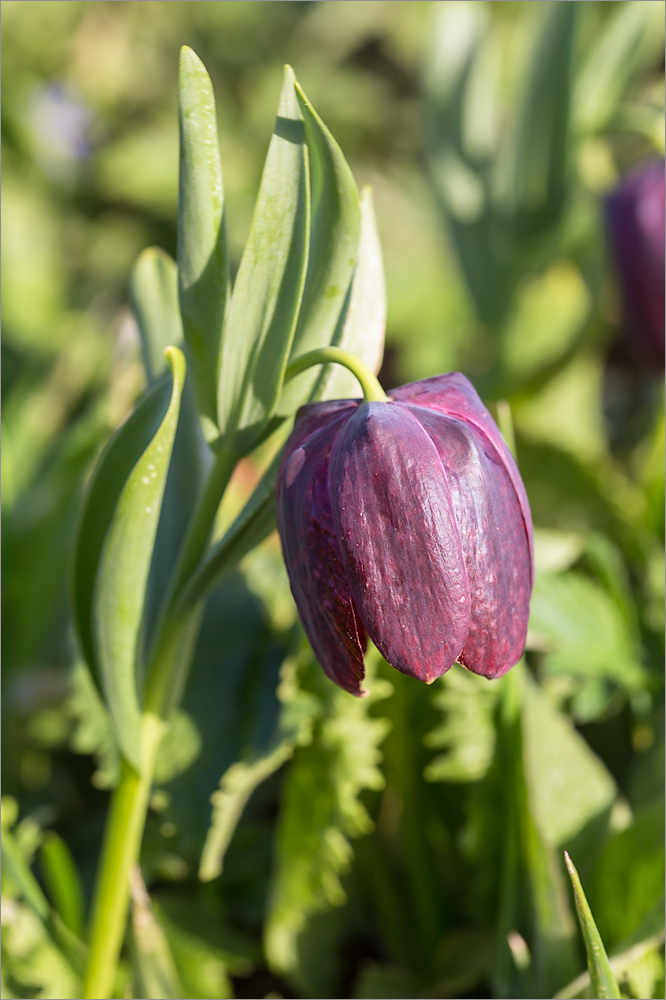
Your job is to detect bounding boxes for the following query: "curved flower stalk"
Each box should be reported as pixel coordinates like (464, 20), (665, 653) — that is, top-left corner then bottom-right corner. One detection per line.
(277, 371), (533, 694)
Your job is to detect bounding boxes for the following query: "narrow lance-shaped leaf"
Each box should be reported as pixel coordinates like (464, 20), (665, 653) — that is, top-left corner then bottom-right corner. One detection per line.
(278, 80), (361, 414)
(217, 65), (309, 454)
(322, 184), (386, 400)
(178, 46), (228, 424)
(564, 851), (622, 1000)
(129, 247), (182, 385)
(94, 349), (186, 770)
(72, 376), (175, 688)
(511, 1), (575, 231)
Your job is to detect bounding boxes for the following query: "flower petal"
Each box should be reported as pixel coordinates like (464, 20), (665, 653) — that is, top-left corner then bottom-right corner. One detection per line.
(409, 405), (532, 678)
(277, 415), (367, 695)
(329, 402), (470, 683)
(390, 373), (534, 580)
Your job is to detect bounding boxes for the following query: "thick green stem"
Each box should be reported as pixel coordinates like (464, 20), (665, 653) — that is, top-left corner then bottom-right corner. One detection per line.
(284, 346), (389, 403)
(83, 445), (237, 999)
(83, 714), (163, 999)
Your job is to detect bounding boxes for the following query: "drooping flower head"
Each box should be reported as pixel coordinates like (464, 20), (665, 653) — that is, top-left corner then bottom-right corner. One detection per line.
(276, 373), (533, 695)
(606, 160), (665, 368)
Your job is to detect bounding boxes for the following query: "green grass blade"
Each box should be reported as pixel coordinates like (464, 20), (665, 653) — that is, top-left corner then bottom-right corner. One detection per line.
(564, 851), (622, 999)
(40, 832), (86, 938)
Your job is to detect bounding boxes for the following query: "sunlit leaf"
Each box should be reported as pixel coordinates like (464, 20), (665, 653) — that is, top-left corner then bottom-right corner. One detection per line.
(94, 349), (186, 769)
(322, 184), (386, 401)
(72, 377), (174, 688)
(129, 247), (182, 385)
(130, 869), (185, 1000)
(217, 65), (309, 454)
(278, 80), (361, 413)
(178, 46), (229, 424)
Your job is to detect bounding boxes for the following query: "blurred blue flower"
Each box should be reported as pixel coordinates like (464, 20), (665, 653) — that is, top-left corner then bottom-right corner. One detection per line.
(28, 84), (92, 176)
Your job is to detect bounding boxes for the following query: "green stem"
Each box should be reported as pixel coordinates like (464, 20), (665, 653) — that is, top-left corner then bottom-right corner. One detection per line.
(284, 346), (389, 403)
(83, 446), (237, 999)
(83, 714), (163, 999)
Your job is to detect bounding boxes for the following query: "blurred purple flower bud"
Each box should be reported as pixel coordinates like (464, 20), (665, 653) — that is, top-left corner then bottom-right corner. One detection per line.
(276, 374), (533, 695)
(606, 161), (665, 368)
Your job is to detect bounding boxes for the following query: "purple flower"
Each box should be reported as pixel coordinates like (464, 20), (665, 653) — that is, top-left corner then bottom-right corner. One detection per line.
(276, 373), (534, 695)
(606, 161), (665, 368)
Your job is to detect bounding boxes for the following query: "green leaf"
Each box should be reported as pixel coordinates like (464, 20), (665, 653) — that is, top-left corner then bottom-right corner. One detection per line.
(72, 377), (174, 689)
(94, 348), (186, 770)
(130, 869), (185, 1000)
(278, 80), (361, 413)
(178, 46), (229, 424)
(39, 832), (85, 938)
(573, 1), (666, 136)
(199, 654), (320, 882)
(521, 672), (618, 851)
(424, 667), (500, 783)
(265, 663), (391, 977)
(511, 1), (576, 231)
(528, 570), (646, 719)
(180, 445), (283, 609)
(322, 184), (386, 400)
(564, 851), (622, 1000)
(129, 247), (182, 385)
(216, 67), (309, 454)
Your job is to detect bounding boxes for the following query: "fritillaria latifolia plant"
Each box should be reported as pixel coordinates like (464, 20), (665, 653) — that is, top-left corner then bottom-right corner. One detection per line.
(73, 48), (536, 998)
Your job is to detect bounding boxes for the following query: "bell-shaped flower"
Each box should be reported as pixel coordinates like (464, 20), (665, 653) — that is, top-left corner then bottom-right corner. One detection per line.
(606, 160), (665, 367)
(276, 373), (533, 695)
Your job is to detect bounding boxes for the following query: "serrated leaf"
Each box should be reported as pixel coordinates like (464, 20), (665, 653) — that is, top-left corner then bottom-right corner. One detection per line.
(129, 247), (182, 385)
(199, 655), (320, 882)
(72, 377), (174, 688)
(178, 46), (229, 424)
(564, 852), (622, 1000)
(265, 665), (391, 977)
(278, 80), (361, 413)
(217, 66), (309, 454)
(94, 349), (186, 770)
(424, 668), (500, 783)
(573, 1), (666, 136)
(322, 184), (386, 400)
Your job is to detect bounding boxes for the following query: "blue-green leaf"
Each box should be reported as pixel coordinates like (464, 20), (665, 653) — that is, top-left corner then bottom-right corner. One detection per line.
(178, 46), (228, 424)
(564, 851), (622, 1000)
(217, 66), (309, 454)
(278, 80), (361, 413)
(94, 349), (186, 770)
(72, 378), (175, 687)
(129, 247), (182, 385)
(322, 184), (386, 400)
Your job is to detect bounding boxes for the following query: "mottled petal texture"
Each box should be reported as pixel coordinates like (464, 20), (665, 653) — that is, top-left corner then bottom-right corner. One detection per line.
(328, 403), (470, 683)
(410, 406), (531, 677)
(276, 372), (533, 693)
(391, 373), (534, 578)
(277, 412), (367, 695)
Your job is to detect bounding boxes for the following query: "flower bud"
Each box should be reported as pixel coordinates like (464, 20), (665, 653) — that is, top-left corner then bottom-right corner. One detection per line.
(276, 374), (534, 694)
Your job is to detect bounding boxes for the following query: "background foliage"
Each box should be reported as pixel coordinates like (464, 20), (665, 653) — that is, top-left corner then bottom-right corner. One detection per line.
(2, 3), (664, 998)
